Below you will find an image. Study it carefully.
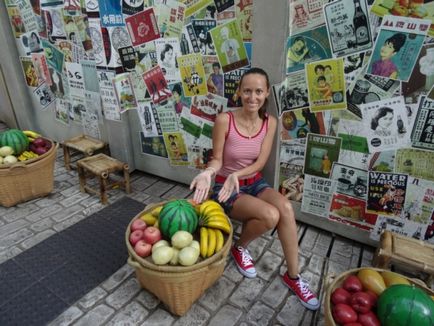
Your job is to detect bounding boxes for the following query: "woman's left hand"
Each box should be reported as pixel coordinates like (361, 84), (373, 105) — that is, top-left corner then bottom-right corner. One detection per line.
(218, 173), (239, 203)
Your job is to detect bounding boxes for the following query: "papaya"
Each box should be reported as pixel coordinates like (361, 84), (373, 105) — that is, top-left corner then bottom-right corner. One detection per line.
(357, 268), (386, 295)
(381, 270), (410, 287)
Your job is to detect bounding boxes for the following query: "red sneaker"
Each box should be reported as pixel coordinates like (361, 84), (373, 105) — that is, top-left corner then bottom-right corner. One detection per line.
(231, 245), (257, 278)
(282, 273), (320, 310)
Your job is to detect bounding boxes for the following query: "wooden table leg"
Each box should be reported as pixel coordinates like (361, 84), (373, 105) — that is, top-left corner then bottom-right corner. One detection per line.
(100, 173), (108, 204)
(63, 145), (71, 171)
(77, 164), (86, 193)
(123, 164), (131, 194)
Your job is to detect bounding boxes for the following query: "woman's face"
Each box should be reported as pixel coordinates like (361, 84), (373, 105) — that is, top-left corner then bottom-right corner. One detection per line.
(380, 41), (395, 60)
(238, 73), (269, 113)
(164, 48), (173, 62)
(378, 112), (394, 129)
(292, 40), (305, 52)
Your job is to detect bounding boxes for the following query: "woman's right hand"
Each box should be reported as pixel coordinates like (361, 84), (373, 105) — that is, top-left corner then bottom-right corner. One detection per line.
(190, 170), (212, 204)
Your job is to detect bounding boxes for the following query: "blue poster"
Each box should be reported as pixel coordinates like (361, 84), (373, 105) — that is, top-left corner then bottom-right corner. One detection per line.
(98, 0), (124, 27)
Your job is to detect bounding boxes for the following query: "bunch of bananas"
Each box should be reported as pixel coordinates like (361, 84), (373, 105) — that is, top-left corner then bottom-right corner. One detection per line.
(200, 226), (225, 258)
(23, 130), (41, 142)
(17, 150), (39, 161)
(197, 200), (231, 234)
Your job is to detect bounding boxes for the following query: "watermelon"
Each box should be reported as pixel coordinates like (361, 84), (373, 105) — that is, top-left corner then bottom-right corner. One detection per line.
(377, 284), (434, 326)
(0, 129), (29, 155)
(159, 200), (198, 239)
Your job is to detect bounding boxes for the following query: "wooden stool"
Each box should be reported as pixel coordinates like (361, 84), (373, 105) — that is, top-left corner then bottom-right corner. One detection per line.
(373, 230), (434, 284)
(77, 154), (131, 204)
(62, 134), (108, 170)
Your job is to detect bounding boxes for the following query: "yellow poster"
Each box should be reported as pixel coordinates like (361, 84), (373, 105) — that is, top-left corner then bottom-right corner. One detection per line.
(177, 53), (208, 97)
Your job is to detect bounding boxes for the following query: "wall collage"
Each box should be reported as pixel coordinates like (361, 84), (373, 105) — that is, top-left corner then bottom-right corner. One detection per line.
(5, 0), (434, 244)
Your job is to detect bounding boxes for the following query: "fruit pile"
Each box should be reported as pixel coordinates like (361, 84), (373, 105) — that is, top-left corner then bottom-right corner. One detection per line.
(329, 268), (434, 326)
(0, 129), (51, 165)
(127, 199), (232, 267)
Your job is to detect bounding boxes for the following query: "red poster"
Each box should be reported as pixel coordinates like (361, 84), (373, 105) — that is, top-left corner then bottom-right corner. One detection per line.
(142, 66), (172, 105)
(125, 8), (160, 46)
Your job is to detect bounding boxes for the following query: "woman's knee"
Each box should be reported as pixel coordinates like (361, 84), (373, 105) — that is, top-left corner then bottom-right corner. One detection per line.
(280, 201), (296, 224)
(263, 206), (280, 229)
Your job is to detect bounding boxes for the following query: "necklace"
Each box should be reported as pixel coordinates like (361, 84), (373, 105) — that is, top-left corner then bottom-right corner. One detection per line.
(239, 119), (258, 139)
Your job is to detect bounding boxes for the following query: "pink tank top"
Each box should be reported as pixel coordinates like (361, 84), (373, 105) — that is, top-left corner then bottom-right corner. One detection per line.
(218, 111), (268, 178)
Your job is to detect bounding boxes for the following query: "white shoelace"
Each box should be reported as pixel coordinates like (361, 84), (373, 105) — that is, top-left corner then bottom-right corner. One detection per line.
(240, 248), (253, 266)
(297, 278), (313, 298)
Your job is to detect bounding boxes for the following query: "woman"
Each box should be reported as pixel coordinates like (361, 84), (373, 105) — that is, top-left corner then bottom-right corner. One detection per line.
(287, 36), (309, 68)
(190, 68), (319, 310)
(160, 44), (175, 69)
(371, 106), (394, 137)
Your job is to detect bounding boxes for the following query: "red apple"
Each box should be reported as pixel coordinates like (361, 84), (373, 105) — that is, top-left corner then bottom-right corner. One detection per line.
(134, 240), (152, 257)
(131, 219), (147, 232)
(349, 291), (373, 314)
(129, 230), (144, 246)
(343, 275), (363, 293)
(143, 226), (162, 245)
(331, 287), (352, 305)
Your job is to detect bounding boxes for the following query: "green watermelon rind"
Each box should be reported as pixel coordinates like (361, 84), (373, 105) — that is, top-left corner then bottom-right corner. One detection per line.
(0, 129), (29, 155)
(159, 200), (198, 239)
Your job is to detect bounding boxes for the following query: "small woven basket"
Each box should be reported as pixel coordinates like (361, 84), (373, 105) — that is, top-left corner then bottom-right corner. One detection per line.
(324, 267), (434, 326)
(126, 201), (233, 316)
(0, 140), (58, 207)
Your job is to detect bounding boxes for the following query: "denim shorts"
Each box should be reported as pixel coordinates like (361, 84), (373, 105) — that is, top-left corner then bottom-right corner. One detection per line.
(210, 177), (271, 214)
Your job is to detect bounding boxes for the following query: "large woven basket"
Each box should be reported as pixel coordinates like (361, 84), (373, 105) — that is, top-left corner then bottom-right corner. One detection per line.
(0, 140), (58, 207)
(126, 201), (233, 316)
(324, 267), (434, 326)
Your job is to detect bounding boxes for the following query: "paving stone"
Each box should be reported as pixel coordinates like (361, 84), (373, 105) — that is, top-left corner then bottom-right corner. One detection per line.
(26, 204), (63, 222)
(20, 229), (56, 250)
(73, 304), (115, 326)
(261, 275), (289, 309)
(276, 296), (305, 326)
(105, 301), (148, 326)
(269, 238), (284, 256)
(53, 213), (87, 232)
(245, 301), (275, 325)
(299, 228), (320, 251)
(135, 290), (160, 310)
(325, 260), (348, 281)
(77, 287), (108, 310)
(311, 232), (333, 257)
(0, 246), (22, 264)
(48, 306), (83, 326)
(143, 180), (175, 197)
(207, 304), (242, 326)
(301, 310), (315, 326)
(247, 237), (269, 261)
(199, 276), (236, 311)
(222, 260), (244, 283)
(51, 204), (84, 222)
(172, 303), (210, 326)
(330, 237), (353, 258)
(300, 269), (322, 293)
(3, 204), (38, 223)
(256, 250), (283, 281)
(60, 186), (81, 197)
(0, 219), (30, 237)
(306, 254), (326, 276)
(53, 180), (75, 193)
(101, 264), (135, 291)
(139, 308), (174, 326)
(161, 184), (191, 199)
(105, 278), (142, 310)
(80, 197), (103, 209)
(29, 217), (56, 232)
(229, 277), (266, 309)
(60, 192), (90, 208)
(0, 228), (34, 251)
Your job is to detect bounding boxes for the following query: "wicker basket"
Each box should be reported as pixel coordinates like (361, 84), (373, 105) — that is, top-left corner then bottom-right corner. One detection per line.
(0, 140), (58, 207)
(324, 267), (434, 326)
(126, 201), (233, 316)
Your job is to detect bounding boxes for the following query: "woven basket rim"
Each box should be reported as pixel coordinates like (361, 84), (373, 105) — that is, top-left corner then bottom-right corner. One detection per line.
(0, 138), (57, 169)
(323, 267), (434, 326)
(125, 200), (233, 273)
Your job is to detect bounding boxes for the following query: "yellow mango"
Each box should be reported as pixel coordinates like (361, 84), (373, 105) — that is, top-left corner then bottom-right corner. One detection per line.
(381, 270), (411, 287)
(357, 268), (386, 295)
(140, 212), (157, 226)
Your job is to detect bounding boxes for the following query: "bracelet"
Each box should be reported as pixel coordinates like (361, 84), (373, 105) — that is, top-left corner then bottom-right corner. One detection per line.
(205, 166), (216, 176)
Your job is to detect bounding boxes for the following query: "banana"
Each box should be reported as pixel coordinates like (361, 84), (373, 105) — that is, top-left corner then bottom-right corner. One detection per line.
(151, 206), (163, 218)
(140, 212), (157, 226)
(203, 207), (225, 219)
(215, 229), (224, 252)
(200, 227), (208, 258)
(207, 227), (216, 257)
(199, 200), (223, 216)
(205, 211), (228, 222)
(206, 220), (231, 234)
(23, 130), (41, 139)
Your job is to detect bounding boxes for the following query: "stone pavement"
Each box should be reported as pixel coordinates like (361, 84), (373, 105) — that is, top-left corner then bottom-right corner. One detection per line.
(0, 148), (378, 326)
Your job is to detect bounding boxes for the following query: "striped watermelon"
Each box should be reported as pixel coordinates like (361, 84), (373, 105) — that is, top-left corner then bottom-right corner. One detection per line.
(159, 200), (198, 239)
(0, 129), (29, 155)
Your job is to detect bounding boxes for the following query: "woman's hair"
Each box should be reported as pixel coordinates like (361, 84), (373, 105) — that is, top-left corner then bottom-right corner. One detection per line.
(212, 62), (221, 69)
(238, 67), (270, 119)
(385, 33), (406, 53)
(160, 44), (173, 61)
(172, 83), (182, 96)
(31, 32), (40, 44)
(371, 106), (393, 130)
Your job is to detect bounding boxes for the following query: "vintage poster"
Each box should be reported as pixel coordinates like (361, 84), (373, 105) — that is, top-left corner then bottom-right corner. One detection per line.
(140, 133), (168, 158)
(367, 171), (408, 217)
(7, 5), (26, 38)
(20, 31), (43, 56)
(425, 214), (434, 244)
(395, 147), (434, 182)
(273, 72), (309, 116)
(371, 0), (434, 37)
(360, 96), (410, 153)
(47, 66), (65, 98)
(56, 40), (75, 63)
(366, 15), (430, 82)
(280, 108), (326, 141)
(402, 177), (434, 225)
(113, 73), (137, 112)
(16, 0), (39, 33)
(169, 82), (191, 114)
(20, 56), (39, 87)
(187, 144), (210, 170)
(156, 102), (179, 133)
(155, 0), (185, 38)
(97, 70), (120, 121)
(343, 53), (365, 86)
(137, 101), (160, 137)
(163, 132), (190, 166)
(191, 93), (227, 122)
(289, 0), (328, 35)
(329, 193), (377, 230)
(306, 58), (347, 112)
(98, 0), (123, 27)
(209, 20), (249, 73)
(301, 174), (337, 218)
(235, 0), (253, 41)
(279, 138), (306, 202)
(183, 0), (214, 18)
(286, 25), (332, 74)
(118, 46), (137, 72)
(368, 150), (396, 173)
(65, 62), (85, 98)
(81, 60), (99, 94)
(323, 0), (372, 58)
(346, 64), (401, 119)
(54, 98), (70, 125)
(72, 15), (93, 53)
(125, 8), (159, 47)
(155, 38), (182, 83)
(331, 162), (368, 200)
(32, 82), (55, 109)
(142, 66), (172, 104)
(41, 39), (65, 73)
(192, 19), (217, 55)
(122, 0), (144, 15)
(70, 95), (86, 123)
(203, 55), (224, 97)
(88, 18), (105, 66)
(370, 215), (427, 242)
(304, 133), (342, 178)
(177, 53), (208, 96)
(181, 23), (200, 55)
(217, 7), (236, 23)
(179, 108), (204, 141)
(103, 26), (131, 68)
(81, 109), (101, 139)
(135, 42), (158, 72)
(411, 96), (434, 151)
(31, 52), (51, 85)
(224, 68), (245, 107)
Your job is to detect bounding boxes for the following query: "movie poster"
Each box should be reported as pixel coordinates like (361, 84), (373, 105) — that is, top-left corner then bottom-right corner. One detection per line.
(304, 133), (342, 178)
(177, 53), (208, 96)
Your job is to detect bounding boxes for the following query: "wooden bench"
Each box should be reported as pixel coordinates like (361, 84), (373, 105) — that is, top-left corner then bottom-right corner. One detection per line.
(62, 134), (108, 170)
(77, 154), (131, 204)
